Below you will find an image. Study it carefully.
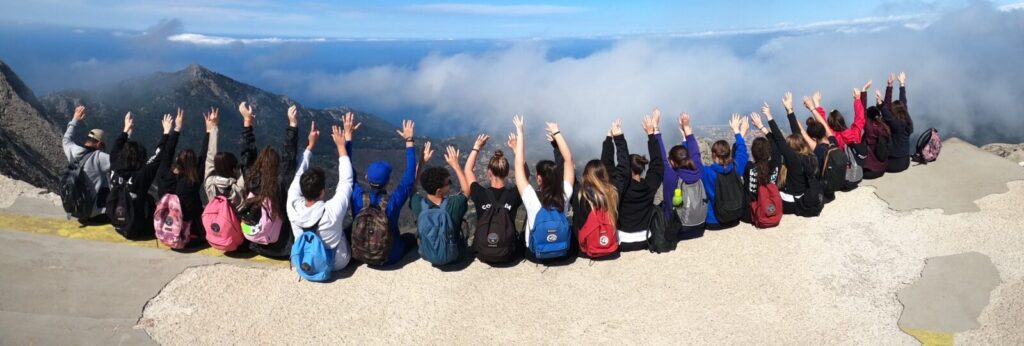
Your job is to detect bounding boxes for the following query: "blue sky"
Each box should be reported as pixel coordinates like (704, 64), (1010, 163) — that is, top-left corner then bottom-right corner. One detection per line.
(2, 0), (1021, 38)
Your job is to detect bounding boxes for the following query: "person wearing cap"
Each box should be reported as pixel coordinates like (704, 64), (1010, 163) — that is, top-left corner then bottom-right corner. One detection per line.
(62, 105), (112, 224)
(346, 118), (420, 266)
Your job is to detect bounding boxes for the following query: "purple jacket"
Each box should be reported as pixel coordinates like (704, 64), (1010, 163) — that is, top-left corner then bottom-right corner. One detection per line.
(659, 134), (704, 220)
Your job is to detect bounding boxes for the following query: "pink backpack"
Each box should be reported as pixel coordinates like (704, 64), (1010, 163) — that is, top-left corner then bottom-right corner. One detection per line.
(239, 193), (283, 245)
(912, 128), (942, 164)
(154, 194), (190, 249)
(202, 195), (244, 251)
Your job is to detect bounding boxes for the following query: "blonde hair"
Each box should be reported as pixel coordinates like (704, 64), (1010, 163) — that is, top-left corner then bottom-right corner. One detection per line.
(581, 160), (619, 230)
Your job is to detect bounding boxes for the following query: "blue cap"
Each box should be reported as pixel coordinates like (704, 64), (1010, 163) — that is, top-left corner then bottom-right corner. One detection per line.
(366, 161), (392, 187)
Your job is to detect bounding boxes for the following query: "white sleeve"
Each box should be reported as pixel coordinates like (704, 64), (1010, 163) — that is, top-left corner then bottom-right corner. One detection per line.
(325, 156), (353, 221)
(521, 188), (540, 248)
(287, 150), (311, 209)
(562, 181), (573, 212)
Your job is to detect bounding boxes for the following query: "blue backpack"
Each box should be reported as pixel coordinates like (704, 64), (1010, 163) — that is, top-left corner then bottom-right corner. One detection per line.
(529, 207), (570, 259)
(417, 197), (460, 265)
(290, 212), (334, 282)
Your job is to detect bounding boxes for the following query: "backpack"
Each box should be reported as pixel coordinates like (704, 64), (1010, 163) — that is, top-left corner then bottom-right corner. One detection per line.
(844, 145), (864, 185)
(154, 194), (190, 249)
(578, 208), (618, 258)
(238, 193), (284, 245)
(673, 180), (707, 228)
(528, 207), (570, 260)
(820, 144), (849, 193)
(290, 212), (333, 282)
(350, 193), (393, 266)
(202, 195), (244, 251)
(107, 173), (152, 239)
(473, 188), (517, 263)
(647, 206), (676, 253)
(750, 183), (783, 229)
(60, 152), (94, 220)
(417, 197), (461, 266)
(712, 167), (745, 224)
(912, 128), (942, 164)
(800, 157), (825, 216)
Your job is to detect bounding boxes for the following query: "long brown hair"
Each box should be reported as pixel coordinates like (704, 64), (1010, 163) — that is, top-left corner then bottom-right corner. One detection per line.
(581, 160), (619, 230)
(891, 101), (911, 123)
(172, 149), (199, 185)
(535, 160), (564, 211)
(245, 146), (283, 220)
(750, 137), (772, 186)
(779, 134), (812, 189)
(828, 110), (848, 132)
(668, 145), (695, 170)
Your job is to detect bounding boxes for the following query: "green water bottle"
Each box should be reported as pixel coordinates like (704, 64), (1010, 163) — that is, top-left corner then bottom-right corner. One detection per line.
(672, 188), (683, 207)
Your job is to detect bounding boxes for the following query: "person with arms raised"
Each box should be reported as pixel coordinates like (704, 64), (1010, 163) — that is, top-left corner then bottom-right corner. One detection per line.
(107, 111), (174, 239)
(410, 145), (471, 266)
(463, 134), (523, 264)
(770, 94), (825, 217)
(661, 112), (707, 241)
(699, 114), (750, 230)
(511, 116), (575, 261)
(61, 105), (111, 225)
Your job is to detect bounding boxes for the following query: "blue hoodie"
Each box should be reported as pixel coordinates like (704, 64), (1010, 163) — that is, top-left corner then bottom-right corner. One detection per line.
(700, 133), (749, 225)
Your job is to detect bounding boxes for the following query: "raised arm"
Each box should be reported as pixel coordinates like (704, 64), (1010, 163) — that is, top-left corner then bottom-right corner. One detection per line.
(763, 102), (802, 170)
(511, 116), (529, 194)
(608, 119), (628, 190)
(110, 112), (133, 161)
(600, 135), (614, 174)
(464, 134), (488, 186)
(391, 120), (418, 206)
(203, 108), (220, 180)
(445, 146), (470, 194)
(728, 114), (751, 172)
(157, 111), (183, 182)
(644, 111), (665, 189)
(798, 96), (817, 149)
(324, 124), (352, 217)
(288, 121), (319, 203)
(137, 112), (176, 188)
(680, 112), (704, 171)
(63, 106), (88, 160)
(885, 73), (894, 106)
(547, 122), (574, 188)
(861, 80), (872, 111)
(281, 105), (299, 180)
(850, 89), (866, 136)
(239, 102), (258, 169)
(810, 92), (834, 138)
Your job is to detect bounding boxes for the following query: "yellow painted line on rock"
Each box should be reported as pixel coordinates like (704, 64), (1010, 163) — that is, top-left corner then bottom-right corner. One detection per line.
(0, 213), (287, 266)
(901, 327), (955, 346)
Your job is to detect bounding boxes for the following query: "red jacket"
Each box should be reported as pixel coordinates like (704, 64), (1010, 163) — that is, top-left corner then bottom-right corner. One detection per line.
(817, 98), (865, 150)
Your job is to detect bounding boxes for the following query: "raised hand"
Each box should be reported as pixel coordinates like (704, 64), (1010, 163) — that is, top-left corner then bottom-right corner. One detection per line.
(782, 92), (794, 112)
(473, 134), (490, 150)
(123, 112), (134, 135)
(512, 115), (524, 132)
(174, 108), (184, 131)
(239, 102), (254, 127)
(863, 80), (873, 91)
(761, 102), (774, 120)
(306, 120), (319, 151)
(898, 71), (906, 86)
(287, 105), (298, 127)
(396, 119), (415, 140)
(802, 96), (814, 110)
(73, 105), (86, 122)
(343, 112), (360, 142)
(813, 91), (822, 107)
(609, 119), (623, 137)
(750, 111), (764, 130)
(678, 112), (692, 137)
(161, 113), (173, 134)
(204, 107), (219, 132)
(728, 113), (742, 134)
(888, 73), (895, 86)
(506, 133), (517, 150)
(641, 115), (655, 135)
(444, 145), (461, 168)
(651, 108), (661, 128)
(875, 90), (883, 105)
(422, 141), (435, 162)
(545, 121), (561, 137)
(740, 114), (750, 136)
(853, 88), (861, 99)
(331, 125), (346, 155)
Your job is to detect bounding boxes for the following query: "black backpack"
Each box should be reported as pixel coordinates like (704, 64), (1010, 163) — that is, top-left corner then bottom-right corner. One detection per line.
(107, 172), (152, 239)
(60, 152), (94, 220)
(647, 206), (676, 253)
(712, 167), (745, 224)
(473, 188), (517, 263)
(820, 144), (849, 193)
(800, 156), (825, 215)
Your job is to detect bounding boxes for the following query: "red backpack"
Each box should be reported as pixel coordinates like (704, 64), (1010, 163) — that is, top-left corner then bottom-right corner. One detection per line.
(750, 183), (783, 229)
(578, 209), (618, 258)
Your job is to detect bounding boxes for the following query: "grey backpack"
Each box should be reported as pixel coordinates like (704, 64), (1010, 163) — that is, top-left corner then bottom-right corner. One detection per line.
(673, 180), (708, 228)
(844, 145), (863, 184)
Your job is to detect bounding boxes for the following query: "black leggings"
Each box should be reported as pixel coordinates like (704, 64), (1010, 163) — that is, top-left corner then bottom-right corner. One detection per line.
(886, 156), (910, 173)
(862, 169), (885, 180)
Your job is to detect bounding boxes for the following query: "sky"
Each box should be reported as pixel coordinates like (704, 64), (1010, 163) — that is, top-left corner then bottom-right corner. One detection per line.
(1, 0), (1023, 148)
(1, 0), (1022, 39)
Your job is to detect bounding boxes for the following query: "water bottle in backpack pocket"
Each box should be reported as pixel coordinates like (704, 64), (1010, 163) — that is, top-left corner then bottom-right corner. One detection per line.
(578, 208), (618, 258)
(290, 212), (333, 282)
(238, 193), (283, 245)
(350, 193), (393, 265)
(202, 195), (244, 251)
(712, 168), (745, 225)
(416, 197), (461, 266)
(154, 194), (190, 249)
(673, 180), (708, 228)
(528, 207), (570, 260)
(473, 188), (517, 264)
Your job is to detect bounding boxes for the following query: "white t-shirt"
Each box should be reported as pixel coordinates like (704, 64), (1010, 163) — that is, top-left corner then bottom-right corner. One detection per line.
(521, 181), (573, 248)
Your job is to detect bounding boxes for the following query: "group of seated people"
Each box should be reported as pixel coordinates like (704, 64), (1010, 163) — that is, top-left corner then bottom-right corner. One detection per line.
(58, 72), (916, 280)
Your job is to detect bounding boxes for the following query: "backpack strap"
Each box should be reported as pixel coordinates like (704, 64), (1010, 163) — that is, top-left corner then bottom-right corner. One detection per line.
(307, 210), (327, 233)
(364, 190), (388, 210)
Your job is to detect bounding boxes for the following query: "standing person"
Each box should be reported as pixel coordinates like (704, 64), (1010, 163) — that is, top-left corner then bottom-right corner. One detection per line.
(61, 105), (111, 225)
(107, 112), (173, 239)
(410, 146), (471, 265)
(700, 114), (750, 230)
(154, 108), (207, 247)
(862, 91), (893, 179)
(613, 112), (665, 251)
(660, 112), (706, 239)
(463, 134), (523, 264)
(883, 72), (914, 173)
(511, 116), (575, 261)
(771, 94), (825, 217)
(347, 119), (419, 266)
(286, 120), (354, 271)
(239, 104), (300, 259)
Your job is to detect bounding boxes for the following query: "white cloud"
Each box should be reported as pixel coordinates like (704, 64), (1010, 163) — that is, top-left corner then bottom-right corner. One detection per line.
(167, 33), (327, 46)
(404, 3), (587, 16)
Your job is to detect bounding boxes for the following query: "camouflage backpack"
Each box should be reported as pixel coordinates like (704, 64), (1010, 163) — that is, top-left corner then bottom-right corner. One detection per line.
(350, 193), (392, 265)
